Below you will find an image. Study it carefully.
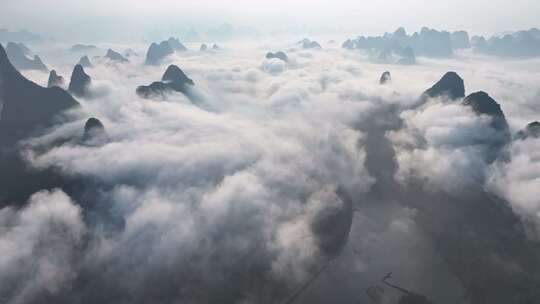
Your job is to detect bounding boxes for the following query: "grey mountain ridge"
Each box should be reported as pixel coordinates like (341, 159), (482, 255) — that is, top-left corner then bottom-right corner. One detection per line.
(344, 27), (540, 59)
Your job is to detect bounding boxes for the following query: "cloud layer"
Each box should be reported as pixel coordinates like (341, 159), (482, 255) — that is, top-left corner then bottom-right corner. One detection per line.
(2, 39), (540, 303)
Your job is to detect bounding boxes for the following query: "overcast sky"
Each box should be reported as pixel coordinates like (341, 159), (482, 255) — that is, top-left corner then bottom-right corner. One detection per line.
(1, 0), (539, 41)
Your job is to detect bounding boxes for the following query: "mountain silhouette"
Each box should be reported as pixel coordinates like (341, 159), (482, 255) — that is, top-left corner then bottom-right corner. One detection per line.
(343, 27), (454, 59)
(0, 43), (79, 145)
(136, 65), (194, 99)
(266, 51), (288, 62)
(83, 117), (107, 143)
(5, 42), (48, 71)
(145, 41), (174, 65)
(423, 71), (465, 100)
(77, 55), (93, 68)
(379, 71), (391, 84)
(463, 91), (511, 161)
(68, 64), (91, 97)
(47, 70), (64, 88)
(475, 29), (540, 57)
(167, 37), (187, 51)
(301, 38), (322, 49)
(516, 121), (540, 140)
(104, 48), (129, 63)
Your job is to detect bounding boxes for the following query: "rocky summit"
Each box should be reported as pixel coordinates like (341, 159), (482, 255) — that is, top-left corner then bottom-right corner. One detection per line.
(423, 71), (465, 100)
(137, 65), (194, 99)
(68, 64), (92, 97)
(47, 70), (64, 88)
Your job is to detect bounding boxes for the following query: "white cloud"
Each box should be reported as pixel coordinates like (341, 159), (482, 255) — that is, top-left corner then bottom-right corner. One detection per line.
(0, 189), (85, 304)
(488, 137), (540, 231)
(5, 38), (540, 303)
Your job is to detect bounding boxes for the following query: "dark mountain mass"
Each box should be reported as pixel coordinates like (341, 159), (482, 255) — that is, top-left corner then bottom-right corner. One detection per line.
(463, 91), (506, 119)
(422, 71), (465, 100)
(84, 117), (105, 135)
(463, 91), (511, 161)
(167, 37), (187, 51)
(83, 117), (107, 142)
(136, 65), (194, 99)
(77, 55), (93, 68)
(0, 43), (80, 207)
(145, 41), (174, 65)
(47, 69), (64, 88)
(212, 44), (219, 50)
(266, 51), (288, 62)
(5, 42), (48, 71)
(379, 71), (391, 84)
(419, 73), (509, 163)
(200, 43), (208, 51)
(0, 43), (79, 145)
(71, 44), (98, 53)
(104, 48), (129, 63)
(68, 64), (92, 98)
(516, 121), (540, 140)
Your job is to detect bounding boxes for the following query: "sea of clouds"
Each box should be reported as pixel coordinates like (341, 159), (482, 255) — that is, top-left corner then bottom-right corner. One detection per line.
(1, 39), (540, 303)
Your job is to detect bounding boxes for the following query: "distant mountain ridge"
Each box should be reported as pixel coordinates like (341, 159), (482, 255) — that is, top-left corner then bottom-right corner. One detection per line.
(5, 42), (48, 71)
(343, 27), (540, 59)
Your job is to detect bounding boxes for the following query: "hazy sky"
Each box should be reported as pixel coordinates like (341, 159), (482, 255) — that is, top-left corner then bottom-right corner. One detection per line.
(1, 0), (540, 41)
